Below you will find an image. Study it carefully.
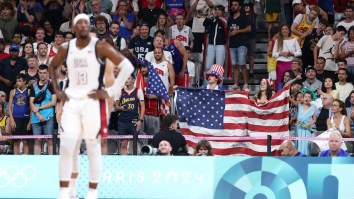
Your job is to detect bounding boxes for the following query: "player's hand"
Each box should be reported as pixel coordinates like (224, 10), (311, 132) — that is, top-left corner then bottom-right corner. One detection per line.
(88, 89), (109, 100)
(135, 120), (142, 131)
(56, 90), (68, 101)
(37, 115), (45, 122)
(26, 123), (31, 131)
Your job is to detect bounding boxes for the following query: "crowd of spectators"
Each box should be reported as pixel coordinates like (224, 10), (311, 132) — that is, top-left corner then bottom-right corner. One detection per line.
(1, 0), (354, 157)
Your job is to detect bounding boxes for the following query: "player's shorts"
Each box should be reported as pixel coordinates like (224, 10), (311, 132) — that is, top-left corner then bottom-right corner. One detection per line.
(13, 118), (31, 139)
(266, 13), (280, 23)
(60, 98), (108, 140)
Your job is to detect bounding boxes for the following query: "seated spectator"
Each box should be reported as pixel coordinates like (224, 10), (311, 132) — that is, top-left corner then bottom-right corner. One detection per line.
(315, 57), (335, 82)
(149, 13), (169, 37)
(327, 99), (351, 138)
(336, 6), (354, 31)
(335, 58), (354, 83)
(113, 0), (135, 41)
(320, 77), (339, 99)
(279, 140), (307, 156)
(319, 132), (349, 157)
(94, 15), (109, 40)
(137, 0), (165, 28)
(253, 79), (275, 104)
(0, 2), (18, 43)
(109, 21), (127, 51)
(203, 64), (225, 91)
(302, 66), (322, 90)
(278, 70), (295, 91)
(88, 0), (112, 26)
(152, 114), (188, 156)
(21, 42), (34, 59)
(193, 139), (214, 156)
(64, 32), (74, 42)
(335, 68), (354, 103)
(291, 58), (303, 78)
(86, 0), (112, 15)
(157, 140), (172, 156)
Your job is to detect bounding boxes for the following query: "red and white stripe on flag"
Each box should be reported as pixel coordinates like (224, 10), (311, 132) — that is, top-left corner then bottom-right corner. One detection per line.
(181, 86), (290, 156)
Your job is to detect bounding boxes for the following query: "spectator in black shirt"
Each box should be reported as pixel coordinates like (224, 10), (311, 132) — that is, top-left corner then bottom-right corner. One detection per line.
(138, 0), (165, 28)
(152, 114), (188, 156)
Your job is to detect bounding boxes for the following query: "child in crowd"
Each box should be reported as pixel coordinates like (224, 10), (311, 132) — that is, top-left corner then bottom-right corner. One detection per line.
(296, 88), (317, 156)
(267, 26), (279, 86)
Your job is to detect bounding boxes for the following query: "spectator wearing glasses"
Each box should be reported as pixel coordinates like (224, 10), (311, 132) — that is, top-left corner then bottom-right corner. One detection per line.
(112, 0), (135, 41)
(86, 0), (112, 15)
(94, 15), (109, 40)
(88, 0), (112, 27)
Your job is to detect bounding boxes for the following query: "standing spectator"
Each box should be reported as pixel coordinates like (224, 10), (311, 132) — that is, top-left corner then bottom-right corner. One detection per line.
(336, 6), (354, 31)
(279, 140), (307, 156)
(296, 88), (317, 156)
(302, 66), (322, 90)
(115, 74), (145, 155)
(15, 0), (42, 28)
(267, 26), (279, 84)
(149, 13), (169, 37)
(190, 0), (215, 71)
(0, 39), (9, 61)
(113, 0), (135, 42)
(318, 0), (334, 25)
(315, 26), (346, 73)
(33, 27), (49, 55)
(228, 0), (251, 90)
(314, 92), (333, 132)
(335, 68), (354, 102)
(315, 57), (335, 82)
(301, 19), (328, 69)
(265, 0), (281, 38)
(203, 5), (227, 86)
(94, 15), (109, 40)
(291, 58), (304, 78)
(169, 14), (194, 48)
(0, 44), (28, 96)
(139, 0), (164, 10)
(321, 77), (339, 99)
(48, 31), (65, 59)
(43, 20), (55, 44)
(278, 70), (295, 91)
(150, 47), (175, 94)
(325, 26), (334, 36)
(88, 0), (112, 27)
(145, 34), (173, 64)
(339, 26), (354, 74)
(292, 0), (328, 26)
(4, 32), (23, 53)
(64, 32), (74, 42)
(8, 74), (31, 155)
(109, 21), (127, 50)
(0, 2), (18, 43)
(86, 0), (112, 15)
(291, 6), (320, 48)
(272, 25), (302, 91)
(42, 0), (63, 30)
(164, 0), (190, 24)
(243, 1), (257, 79)
(137, 0), (165, 28)
(128, 23), (154, 60)
(152, 114), (188, 156)
(335, 58), (354, 83)
(36, 42), (50, 65)
(21, 42), (34, 59)
(29, 64), (57, 155)
(21, 54), (39, 88)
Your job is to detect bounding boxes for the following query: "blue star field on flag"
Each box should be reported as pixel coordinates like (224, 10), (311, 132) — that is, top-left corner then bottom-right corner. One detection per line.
(145, 61), (169, 101)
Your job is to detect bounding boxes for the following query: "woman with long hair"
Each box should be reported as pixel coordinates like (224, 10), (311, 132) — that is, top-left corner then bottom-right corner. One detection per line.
(194, 139), (214, 156)
(319, 77), (339, 99)
(21, 42), (34, 59)
(278, 70), (295, 91)
(272, 24), (302, 91)
(340, 26), (354, 74)
(150, 13), (169, 37)
(253, 79), (275, 104)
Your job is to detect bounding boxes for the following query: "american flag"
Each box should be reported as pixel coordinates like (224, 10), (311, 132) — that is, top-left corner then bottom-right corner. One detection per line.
(145, 61), (170, 116)
(175, 86), (290, 156)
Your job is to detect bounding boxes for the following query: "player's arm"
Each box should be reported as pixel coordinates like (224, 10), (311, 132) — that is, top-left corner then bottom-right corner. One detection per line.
(136, 89), (145, 131)
(4, 116), (12, 135)
(96, 41), (134, 97)
(48, 44), (68, 100)
(174, 40), (188, 78)
(8, 89), (16, 131)
(167, 62), (175, 96)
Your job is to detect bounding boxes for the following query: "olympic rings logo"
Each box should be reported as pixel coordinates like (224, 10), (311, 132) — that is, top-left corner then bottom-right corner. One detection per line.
(0, 165), (37, 188)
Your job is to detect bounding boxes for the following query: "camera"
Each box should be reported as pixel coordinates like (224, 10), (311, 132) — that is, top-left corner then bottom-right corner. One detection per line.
(141, 145), (158, 155)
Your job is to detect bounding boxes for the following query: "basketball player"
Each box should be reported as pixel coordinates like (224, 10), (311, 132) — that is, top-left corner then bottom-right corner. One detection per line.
(49, 14), (134, 199)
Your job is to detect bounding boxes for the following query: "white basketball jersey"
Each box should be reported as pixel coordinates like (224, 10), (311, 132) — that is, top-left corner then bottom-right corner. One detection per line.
(65, 37), (105, 99)
(171, 25), (190, 47)
(152, 61), (169, 92)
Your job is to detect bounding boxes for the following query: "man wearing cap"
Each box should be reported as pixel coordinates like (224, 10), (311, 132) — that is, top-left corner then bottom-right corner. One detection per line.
(128, 22), (154, 61)
(0, 39), (9, 61)
(50, 13), (134, 199)
(302, 66), (322, 91)
(204, 64), (225, 91)
(0, 44), (27, 96)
